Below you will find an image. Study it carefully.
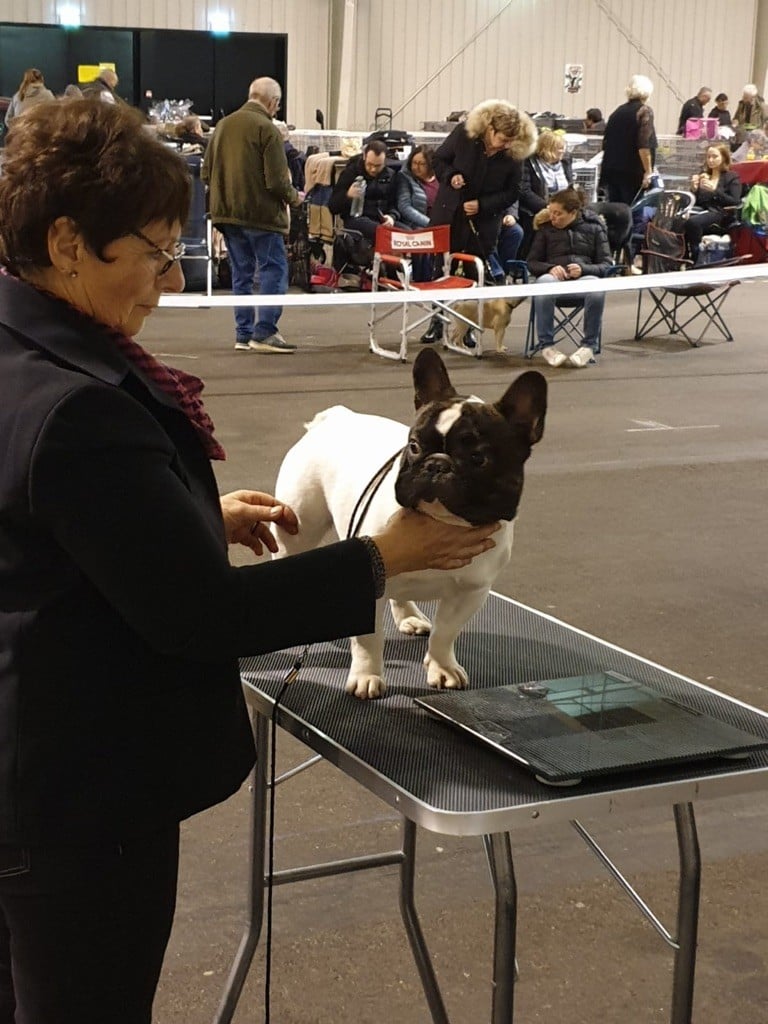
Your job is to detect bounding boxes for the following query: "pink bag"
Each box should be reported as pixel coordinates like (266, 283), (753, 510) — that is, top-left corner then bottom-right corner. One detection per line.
(685, 118), (718, 140)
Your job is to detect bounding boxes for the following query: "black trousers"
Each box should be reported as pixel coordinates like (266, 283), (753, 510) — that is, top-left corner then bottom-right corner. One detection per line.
(0, 824), (179, 1024)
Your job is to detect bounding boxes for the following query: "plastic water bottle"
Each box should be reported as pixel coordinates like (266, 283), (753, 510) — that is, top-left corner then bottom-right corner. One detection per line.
(350, 176), (366, 217)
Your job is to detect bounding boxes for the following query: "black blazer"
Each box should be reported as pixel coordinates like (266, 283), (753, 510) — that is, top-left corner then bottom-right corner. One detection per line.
(0, 274), (376, 844)
(430, 123), (522, 256)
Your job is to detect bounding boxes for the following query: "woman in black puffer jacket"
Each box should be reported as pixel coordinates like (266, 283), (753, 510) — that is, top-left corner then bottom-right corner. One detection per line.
(527, 187), (613, 368)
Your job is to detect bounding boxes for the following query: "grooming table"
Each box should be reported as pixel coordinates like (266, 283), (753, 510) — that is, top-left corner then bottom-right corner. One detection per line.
(214, 593), (768, 1024)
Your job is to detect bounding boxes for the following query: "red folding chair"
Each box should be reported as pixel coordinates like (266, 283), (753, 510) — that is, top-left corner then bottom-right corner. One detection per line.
(368, 225), (485, 361)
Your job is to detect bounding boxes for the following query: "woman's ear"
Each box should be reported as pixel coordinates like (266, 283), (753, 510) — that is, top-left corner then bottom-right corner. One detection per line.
(47, 217), (86, 275)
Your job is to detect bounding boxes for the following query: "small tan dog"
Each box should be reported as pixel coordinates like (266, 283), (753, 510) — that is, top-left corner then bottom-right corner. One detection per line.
(449, 296), (526, 353)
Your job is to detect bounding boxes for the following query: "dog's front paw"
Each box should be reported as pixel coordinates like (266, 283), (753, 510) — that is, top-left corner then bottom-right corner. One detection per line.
(390, 600), (431, 636)
(396, 612), (432, 636)
(345, 674), (387, 700)
(424, 655), (468, 690)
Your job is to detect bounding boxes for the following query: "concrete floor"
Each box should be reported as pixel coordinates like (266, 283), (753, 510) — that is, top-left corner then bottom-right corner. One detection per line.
(142, 281), (768, 1024)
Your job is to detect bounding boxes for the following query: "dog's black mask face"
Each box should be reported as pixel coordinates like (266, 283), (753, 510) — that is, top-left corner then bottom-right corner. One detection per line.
(394, 348), (547, 525)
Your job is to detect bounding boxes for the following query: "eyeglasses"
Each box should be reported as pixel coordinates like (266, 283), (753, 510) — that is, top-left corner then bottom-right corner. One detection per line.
(131, 229), (185, 276)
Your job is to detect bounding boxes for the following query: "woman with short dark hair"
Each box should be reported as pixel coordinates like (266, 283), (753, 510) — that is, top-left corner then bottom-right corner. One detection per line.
(0, 98), (499, 1023)
(527, 187), (613, 368)
(397, 145), (438, 228)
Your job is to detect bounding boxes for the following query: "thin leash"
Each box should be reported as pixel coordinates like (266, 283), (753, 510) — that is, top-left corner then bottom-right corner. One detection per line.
(346, 447), (405, 540)
(262, 444), (404, 1022)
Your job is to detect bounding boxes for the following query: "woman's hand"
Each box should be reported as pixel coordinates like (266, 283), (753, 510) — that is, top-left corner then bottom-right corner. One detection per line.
(463, 199), (479, 216)
(698, 174), (714, 192)
(220, 490), (299, 555)
(566, 263), (582, 279)
(549, 265), (568, 281)
(450, 173), (466, 190)
(371, 508), (501, 576)
(502, 214), (517, 227)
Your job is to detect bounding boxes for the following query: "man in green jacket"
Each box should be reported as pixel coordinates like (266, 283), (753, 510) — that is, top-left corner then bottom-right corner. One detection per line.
(203, 77), (303, 353)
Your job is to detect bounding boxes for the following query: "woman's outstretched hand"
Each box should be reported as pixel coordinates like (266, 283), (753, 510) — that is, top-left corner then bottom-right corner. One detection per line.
(220, 490), (299, 556)
(371, 507), (501, 576)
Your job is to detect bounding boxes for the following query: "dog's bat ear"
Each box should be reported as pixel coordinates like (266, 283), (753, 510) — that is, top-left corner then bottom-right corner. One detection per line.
(413, 348), (459, 409)
(496, 370), (547, 444)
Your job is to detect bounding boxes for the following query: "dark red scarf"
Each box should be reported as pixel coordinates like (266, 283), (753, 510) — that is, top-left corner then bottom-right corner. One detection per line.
(110, 332), (226, 461)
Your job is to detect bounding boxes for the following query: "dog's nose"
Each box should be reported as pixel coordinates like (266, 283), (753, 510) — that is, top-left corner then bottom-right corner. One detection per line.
(424, 454), (452, 476)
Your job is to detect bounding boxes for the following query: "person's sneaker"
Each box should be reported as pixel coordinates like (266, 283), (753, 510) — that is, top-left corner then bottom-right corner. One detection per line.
(248, 333), (297, 354)
(234, 340), (252, 351)
(540, 345), (567, 367)
(568, 345), (596, 367)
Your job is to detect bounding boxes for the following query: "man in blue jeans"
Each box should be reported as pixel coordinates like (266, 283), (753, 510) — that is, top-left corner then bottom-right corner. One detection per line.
(203, 77), (303, 353)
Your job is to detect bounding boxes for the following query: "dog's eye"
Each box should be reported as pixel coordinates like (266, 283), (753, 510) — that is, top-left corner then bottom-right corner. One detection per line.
(470, 452), (487, 467)
(408, 439), (421, 456)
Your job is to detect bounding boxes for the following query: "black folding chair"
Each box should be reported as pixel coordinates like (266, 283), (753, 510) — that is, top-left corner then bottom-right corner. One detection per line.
(635, 190), (750, 347)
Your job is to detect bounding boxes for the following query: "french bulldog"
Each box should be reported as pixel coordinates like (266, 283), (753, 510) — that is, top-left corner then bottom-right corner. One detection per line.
(272, 348), (547, 699)
(449, 296), (526, 353)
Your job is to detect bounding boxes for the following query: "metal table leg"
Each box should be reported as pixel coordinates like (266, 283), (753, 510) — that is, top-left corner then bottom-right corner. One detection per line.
(671, 802), (701, 1024)
(213, 711), (270, 1024)
(486, 833), (517, 1024)
(398, 817), (450, 1024)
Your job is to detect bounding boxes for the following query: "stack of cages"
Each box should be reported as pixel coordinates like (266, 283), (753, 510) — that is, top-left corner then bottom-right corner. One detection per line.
(654, 136), (710, 190)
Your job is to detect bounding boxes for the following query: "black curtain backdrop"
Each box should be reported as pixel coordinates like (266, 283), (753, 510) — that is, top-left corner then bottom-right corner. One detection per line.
(0, 23), (287, 123)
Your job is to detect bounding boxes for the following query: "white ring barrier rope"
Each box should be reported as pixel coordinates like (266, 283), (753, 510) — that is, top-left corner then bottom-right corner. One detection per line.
(161, 262), (768, 309)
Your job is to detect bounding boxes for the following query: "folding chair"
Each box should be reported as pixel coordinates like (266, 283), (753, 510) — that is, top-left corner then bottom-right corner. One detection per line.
(506, 259), (623, 360)
(635, 191), (748, 347)
(368, 225), (485, 361)
(627, 186), (665, 264)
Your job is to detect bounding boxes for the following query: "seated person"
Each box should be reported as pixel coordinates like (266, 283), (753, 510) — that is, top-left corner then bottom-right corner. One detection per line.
(685, 143), (742, 263)
(329, 139), (402, 244)
(708, 93), (732, 127)
(733, 84), (766, 145)
(526, 187), (613, 368)
(171, 115), (210, 150)
(488, 202), (524, 282)
(396, 145), (441, 301)
(276, 120), (305, 190)
(584, 108), (605, 132)
(518, 130), (574, 257)
(396, 145), (438, 227)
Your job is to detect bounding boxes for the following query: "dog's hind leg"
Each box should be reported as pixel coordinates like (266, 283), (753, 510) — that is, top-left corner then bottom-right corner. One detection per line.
(390, 600), (432, 635)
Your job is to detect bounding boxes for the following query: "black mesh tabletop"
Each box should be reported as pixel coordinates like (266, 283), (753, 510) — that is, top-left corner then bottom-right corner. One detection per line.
(240, 594), (768, 835)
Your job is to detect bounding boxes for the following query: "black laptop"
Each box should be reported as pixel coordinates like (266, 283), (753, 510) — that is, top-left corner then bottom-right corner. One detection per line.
(414, 670), (768, 786)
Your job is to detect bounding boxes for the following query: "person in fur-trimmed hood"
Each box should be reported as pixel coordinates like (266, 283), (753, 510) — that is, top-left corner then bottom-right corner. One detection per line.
(429, 99), (537, 271)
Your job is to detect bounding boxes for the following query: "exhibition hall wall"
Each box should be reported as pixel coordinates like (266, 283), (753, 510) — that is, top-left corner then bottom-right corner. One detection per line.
(0, 0), (760, 134)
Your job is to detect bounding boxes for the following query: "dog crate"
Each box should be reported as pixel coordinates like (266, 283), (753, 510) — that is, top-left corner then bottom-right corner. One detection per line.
(572, 163), (599, 201)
